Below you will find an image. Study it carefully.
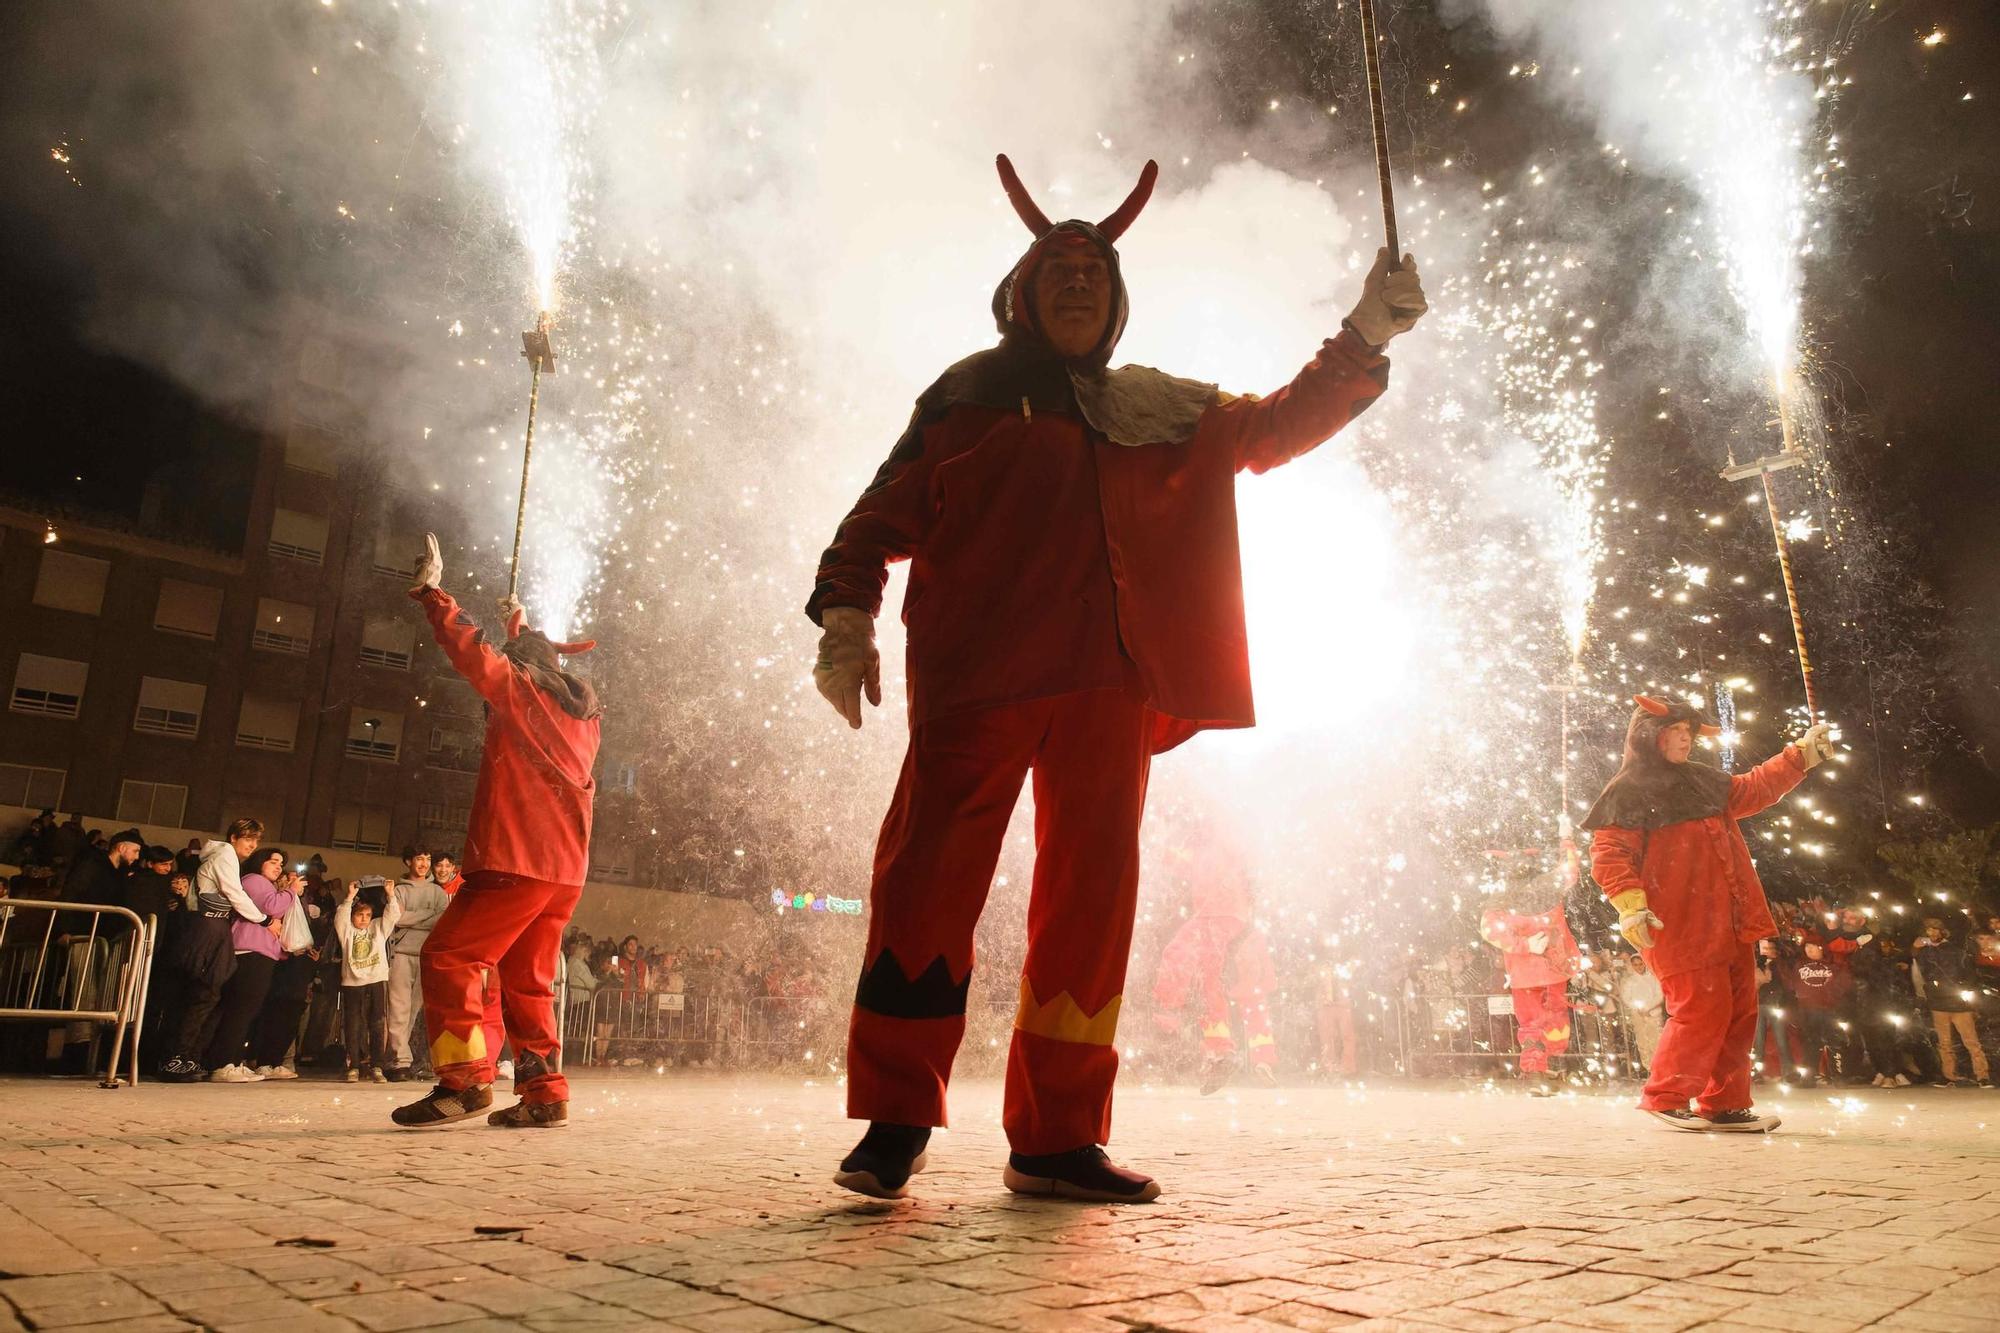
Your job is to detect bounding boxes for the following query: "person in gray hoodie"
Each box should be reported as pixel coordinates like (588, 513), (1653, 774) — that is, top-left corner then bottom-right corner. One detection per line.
(385, 848), (450, 1080)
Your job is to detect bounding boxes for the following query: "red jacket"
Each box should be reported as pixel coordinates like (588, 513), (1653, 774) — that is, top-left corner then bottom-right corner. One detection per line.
(1589, 748), (1806, 980)
(413, 588), (600, 886)
(1478, 907), (1580, 990)
(811, 331), (1388, 751)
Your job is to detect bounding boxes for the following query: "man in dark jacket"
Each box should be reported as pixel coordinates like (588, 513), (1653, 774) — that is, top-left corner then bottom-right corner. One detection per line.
(1914, 918), (1989, 1086)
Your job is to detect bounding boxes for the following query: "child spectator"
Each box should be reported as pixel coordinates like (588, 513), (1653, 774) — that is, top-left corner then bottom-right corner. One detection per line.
(334, 875), (402, 1083)
(1781, 935), (1854, 1086)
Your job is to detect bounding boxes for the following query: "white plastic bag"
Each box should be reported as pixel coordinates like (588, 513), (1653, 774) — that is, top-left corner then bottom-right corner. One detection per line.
(280, 899), (314, 953)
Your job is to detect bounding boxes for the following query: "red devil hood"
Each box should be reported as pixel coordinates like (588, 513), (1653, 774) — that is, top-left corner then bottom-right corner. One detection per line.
(499, 605), (600, 722)
(911, 155), (1215, 450)
(1581, 696), (1732, 832)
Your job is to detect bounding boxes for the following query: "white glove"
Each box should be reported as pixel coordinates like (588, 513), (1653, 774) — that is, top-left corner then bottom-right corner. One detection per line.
(1797, 723), (1833, 769)
(814, 607), (880, 731)
(1527, 932), (1549, 955)
(498, 593), (524, 621)
(413, 532), (443, 592)
(1345, 248), (1428, 347)
(1618, 908), (1665, 952)
(1855, 934), (1874, 946)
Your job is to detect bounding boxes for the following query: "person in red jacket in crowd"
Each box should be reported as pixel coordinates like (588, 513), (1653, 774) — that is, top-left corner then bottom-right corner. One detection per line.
(391, 534), (602, 1131)
(1586, 696), (1832, 1133)
(1781, 933), (1856, 1085)
(807, 154), (1426, 1202)
(1152, 839), (1277, 1095)
(1478, 896), (1582, 1096)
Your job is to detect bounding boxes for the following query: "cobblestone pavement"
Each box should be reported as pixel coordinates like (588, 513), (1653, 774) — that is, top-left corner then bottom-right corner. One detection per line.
(0, 1073), (1994, 1332)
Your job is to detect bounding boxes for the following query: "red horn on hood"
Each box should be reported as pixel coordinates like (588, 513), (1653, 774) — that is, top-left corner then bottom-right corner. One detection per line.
(547, 638), (596, 655)
(1097, 159), (1159, 240)
(995, 154), (1052, 237)
(506, 605), (526, 640)
(1633, 695), (1670, 716)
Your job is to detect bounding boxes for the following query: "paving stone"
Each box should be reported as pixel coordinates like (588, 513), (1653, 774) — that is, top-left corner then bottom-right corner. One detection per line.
(0, 1076), (1992, 1333)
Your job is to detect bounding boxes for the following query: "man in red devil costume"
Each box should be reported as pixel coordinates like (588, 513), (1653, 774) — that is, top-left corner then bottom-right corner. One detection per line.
(1478, 898), (1581, 1095)
(1585, 696), (1831, 1133)
(808, 155), (1426, 1201)
(391, 534), (602, 1131)
(1153, 834), (1277, 1094)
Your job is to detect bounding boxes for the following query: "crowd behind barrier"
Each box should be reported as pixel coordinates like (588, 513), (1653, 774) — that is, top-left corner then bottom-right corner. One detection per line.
(4, 805), (1997, 1091)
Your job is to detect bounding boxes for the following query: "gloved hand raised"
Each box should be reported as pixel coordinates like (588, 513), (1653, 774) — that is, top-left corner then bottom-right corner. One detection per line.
(1796, 722), (1834, 769)
(814, 607), (881, 731)
(1609, 890), (1663, 952)
(412, 533), (443, 592)
(1344, 247), (1428, 348)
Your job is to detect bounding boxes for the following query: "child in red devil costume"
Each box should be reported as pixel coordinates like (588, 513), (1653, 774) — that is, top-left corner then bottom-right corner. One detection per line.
(1585, 696), (1831, 1133)
(1153, 835), (1277, 1094)
(391, 534), (602, 1131)
(807, 155), (1426, 1201)
(1478, 899), (1581, 1095)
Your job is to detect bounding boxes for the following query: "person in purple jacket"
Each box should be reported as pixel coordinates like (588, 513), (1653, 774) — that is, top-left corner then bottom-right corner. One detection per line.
(203, 848), (299, 1083)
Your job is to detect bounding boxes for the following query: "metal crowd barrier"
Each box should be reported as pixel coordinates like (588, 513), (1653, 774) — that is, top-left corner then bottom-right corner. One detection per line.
(1394, 987), (1639, 1079)
(0, 899), (157, 1088)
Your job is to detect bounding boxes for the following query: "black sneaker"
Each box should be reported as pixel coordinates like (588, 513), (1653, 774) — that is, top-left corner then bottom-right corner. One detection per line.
(1702, 1108), (1782, 1134)
(833, 1123), (930, 1200)
(1003, 1146), (1161, 1203)
(389, 1082), (493, 1130)
(384, 1065), (409, 1083)
(1199, 1055), (1236, 1096)
(1644, 1107), (1709, 1132)
(488, 1099), (568, 1129)
(159, 1057), (204, 1084)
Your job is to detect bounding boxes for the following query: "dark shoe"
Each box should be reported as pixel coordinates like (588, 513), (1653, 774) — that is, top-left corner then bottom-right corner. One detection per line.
(1198, 1055), (1236, 1096)
(1253, 1063), (1277, 1088)
(159, 1057), (203, 1084)
(1003, 1146), (1161, 1203)
(488, 1099), (567, 1129)
(390, 1082), (493, 1130)
(1644, 1107), (1709, 1132)
(384, 1065), (409, 1083)
(1527, 1079), (1558, 1098)
(833, 1122), (930, 1200)
(1702, 1108), (1782, 1134)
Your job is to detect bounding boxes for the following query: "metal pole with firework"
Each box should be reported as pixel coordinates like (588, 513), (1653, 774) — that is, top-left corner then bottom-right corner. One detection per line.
(509, 311), (558, 603)
(1721, 379), (1820, 725)
(1356, 0), (1400, 269)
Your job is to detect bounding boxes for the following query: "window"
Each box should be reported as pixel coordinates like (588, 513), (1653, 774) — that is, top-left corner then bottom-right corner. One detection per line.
(371, 532), (415, 580)
(358, 616), (416, 671)
(0, 763), (66, 809)
(283, 418), (341, 477)
(345, 708), (403, 762)
(419, 800), (471, 835)
(32, 550), (110, 616)
(426, 719), (481, 774)
(236, 696), (299, 752)
(10, 654), (88, 719)
(331, 802), (390, 853)
(252, 597), (314, 655)
(154, 579), (223, 640)
(117, 780), (187, 827)
(589, 841), (636, 884)
(134, 677), (206, 739)
(268, 508), (328, 565)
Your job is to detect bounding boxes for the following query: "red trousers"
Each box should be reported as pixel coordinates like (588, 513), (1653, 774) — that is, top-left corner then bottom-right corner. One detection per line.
(1641, 945), (1758, 1113)
(421, 870), (581, 1104)
(1512, 982), (1571, 1075)
(848, 685), (1155, 1155)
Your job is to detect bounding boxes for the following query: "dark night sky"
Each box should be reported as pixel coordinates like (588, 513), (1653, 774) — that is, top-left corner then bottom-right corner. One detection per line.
(1, 1), (1994, 857)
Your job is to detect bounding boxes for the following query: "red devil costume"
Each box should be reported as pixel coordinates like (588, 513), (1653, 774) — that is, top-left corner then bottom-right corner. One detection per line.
(1478, 905), (1580, 1079)
(812, 156), (1411, 1200)
(1585, 696), (1819, 1132)
(1153, 838), (1276, 1088)
(393, 586), (600, 1129)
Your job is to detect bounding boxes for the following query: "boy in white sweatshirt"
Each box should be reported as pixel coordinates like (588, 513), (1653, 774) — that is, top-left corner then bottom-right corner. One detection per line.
(335, 876), (402, 1082)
